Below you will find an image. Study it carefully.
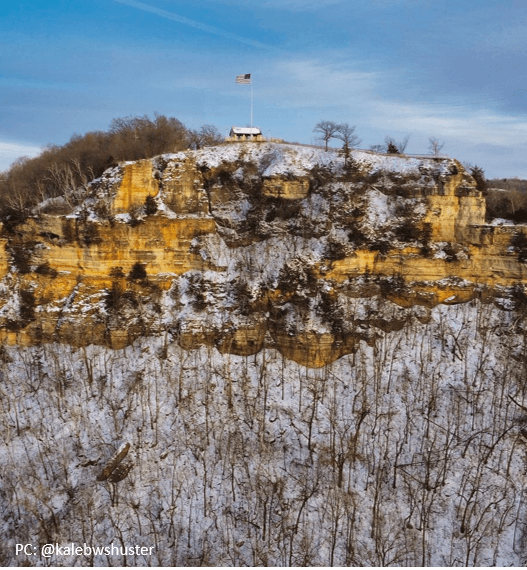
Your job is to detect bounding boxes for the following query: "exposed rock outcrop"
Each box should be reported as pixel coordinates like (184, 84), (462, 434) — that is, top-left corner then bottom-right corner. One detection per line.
(0, 143), (525, 365)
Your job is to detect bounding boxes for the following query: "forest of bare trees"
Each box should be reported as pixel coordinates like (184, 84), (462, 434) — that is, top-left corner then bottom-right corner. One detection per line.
(3, 113), (527, 232)
(1, 300), (527, 566)
(486, 177), (527, 222)
(0, 115), (222, 219)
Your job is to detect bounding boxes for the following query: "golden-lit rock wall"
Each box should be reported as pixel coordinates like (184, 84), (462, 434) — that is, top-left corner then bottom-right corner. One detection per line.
(1, 150), (526, 366)
(162, 158), (209, 214)
(19, 216), (215, 279)
(0, 230), (9, 277)
(422, 163), (486, 242)
(425, 194), (487, 242)
(326, 237), (527, 289)
(262, 178), (310, 199)
(112, 160), (159, 213)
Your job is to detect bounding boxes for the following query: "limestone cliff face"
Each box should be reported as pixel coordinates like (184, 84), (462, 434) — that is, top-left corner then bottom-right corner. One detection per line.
(262, 178), (310, 199)
(0, 143), (525, 365)
(111, 160), (159, 212)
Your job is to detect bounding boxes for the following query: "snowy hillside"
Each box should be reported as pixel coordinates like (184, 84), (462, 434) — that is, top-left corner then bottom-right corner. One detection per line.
(2, 300), (527, 566)
(1, 142), (527, 566)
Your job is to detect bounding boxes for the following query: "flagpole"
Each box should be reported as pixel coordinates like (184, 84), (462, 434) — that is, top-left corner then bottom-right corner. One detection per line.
(236, 74), (253, 129)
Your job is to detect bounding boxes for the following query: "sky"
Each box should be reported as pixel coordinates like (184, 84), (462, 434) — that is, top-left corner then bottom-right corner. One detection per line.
(1, 0), (526, 178)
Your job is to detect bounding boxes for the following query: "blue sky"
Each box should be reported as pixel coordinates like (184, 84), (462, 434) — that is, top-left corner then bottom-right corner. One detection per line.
(1, 0), (526, 178)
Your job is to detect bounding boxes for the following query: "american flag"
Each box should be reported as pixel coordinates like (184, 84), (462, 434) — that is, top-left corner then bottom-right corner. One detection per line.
(236, 74), (251, 84)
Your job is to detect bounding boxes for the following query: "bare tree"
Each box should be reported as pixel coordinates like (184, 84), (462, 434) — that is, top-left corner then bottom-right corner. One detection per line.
(108, 113), (189, 160)
(399, 135), (411, 152)
(487, 177), (527, 192)
(313, 120), (341, 151)
(188, 125), (224, 150)
(44, 158), (94, 208)
(385, 135), (410, 154)
(487, 187), (527, 217)
(335, 123), (361, 149)
(335, 123), (361, 166)
(428, 137), (445, 156)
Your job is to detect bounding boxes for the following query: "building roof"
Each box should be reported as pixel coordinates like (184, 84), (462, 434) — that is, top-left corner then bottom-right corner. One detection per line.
(230, 126), (262, 135)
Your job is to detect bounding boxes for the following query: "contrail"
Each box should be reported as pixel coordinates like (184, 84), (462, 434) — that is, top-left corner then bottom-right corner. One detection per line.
(113, 0), (272, 50)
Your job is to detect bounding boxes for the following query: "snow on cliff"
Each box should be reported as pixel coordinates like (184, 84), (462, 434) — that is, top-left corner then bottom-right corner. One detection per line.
(1, 301), (527, 566)
(190, 142), (453, 178)
(2, 142), (524, 567)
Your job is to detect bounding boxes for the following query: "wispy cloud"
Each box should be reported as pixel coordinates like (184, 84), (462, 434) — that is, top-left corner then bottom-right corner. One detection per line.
(371, 100), (527, 147)
(258, 0), (345, 9)
(0, 141), (41, 172)
(113, 0), (273, 50)
(204, 0), (427, 12)
(263, 57), (527, 148)
(185, 0), (345, 11)
(259, 58), (381, 105)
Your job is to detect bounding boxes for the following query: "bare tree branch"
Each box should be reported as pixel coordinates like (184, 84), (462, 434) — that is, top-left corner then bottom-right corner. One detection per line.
(335, 123), (361, 148)
(428, 137), (445, 156)
(385, 135), (410, 154)
(313, 120), (341, 151)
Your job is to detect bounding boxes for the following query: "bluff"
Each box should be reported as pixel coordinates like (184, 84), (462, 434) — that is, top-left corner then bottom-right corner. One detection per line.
(3, 142), (527, 567)
(0, 142), (525, 365)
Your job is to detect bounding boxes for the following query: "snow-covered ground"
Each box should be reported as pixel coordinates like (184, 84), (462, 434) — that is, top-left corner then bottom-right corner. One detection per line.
(191, 142), (454, 179)
(2, 143), (523, 566)
(1, 301), (527, 566)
